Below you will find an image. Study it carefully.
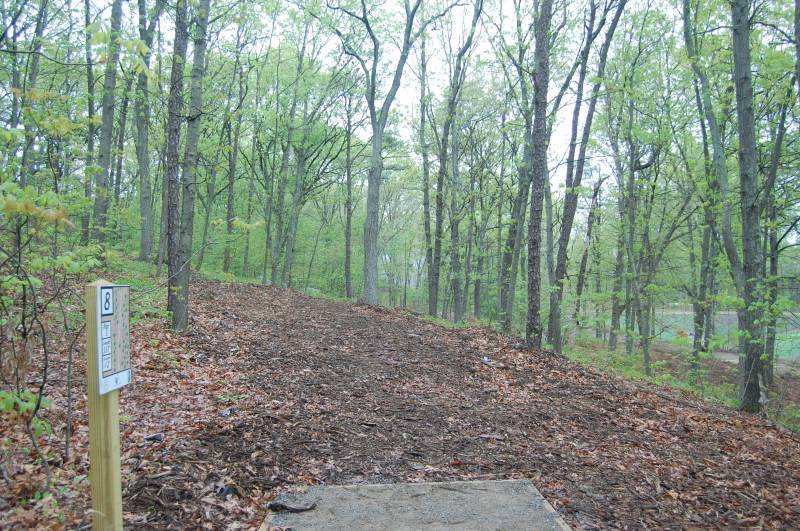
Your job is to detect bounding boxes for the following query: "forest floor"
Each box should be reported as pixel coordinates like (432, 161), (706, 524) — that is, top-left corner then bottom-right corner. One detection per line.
(3, 274), (800, 529)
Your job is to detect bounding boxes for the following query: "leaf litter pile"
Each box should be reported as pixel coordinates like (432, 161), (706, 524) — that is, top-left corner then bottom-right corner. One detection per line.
(3, 279), (800, 529)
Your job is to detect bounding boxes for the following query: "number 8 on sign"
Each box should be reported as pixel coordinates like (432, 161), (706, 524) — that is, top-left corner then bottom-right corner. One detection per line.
(101, 287), (114, 316)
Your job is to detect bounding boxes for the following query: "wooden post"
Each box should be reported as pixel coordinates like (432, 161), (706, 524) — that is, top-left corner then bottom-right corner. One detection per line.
(86, 279), (123, 530)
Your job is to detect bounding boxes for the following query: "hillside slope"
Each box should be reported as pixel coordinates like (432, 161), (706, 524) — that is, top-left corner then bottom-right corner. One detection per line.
(4, 278), (798, 529)
(129, 280), (799, 529)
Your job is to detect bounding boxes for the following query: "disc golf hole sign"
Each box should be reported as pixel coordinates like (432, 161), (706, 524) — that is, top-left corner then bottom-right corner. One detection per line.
(96, 285), (131, 394)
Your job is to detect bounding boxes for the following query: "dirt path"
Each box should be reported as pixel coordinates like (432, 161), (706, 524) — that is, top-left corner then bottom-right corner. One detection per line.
(125, 280), (800, 529)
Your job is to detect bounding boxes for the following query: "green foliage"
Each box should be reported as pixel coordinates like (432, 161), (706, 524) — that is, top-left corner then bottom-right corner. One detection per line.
(566, 338), (735, 407)
(0, 390), (53, 438)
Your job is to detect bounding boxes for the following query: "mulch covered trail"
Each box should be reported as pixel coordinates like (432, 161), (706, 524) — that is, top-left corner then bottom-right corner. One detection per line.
(126, 280), (800, 529)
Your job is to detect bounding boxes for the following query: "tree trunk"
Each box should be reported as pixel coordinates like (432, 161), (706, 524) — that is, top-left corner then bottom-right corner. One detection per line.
(173, 0), (210, 332)
(304, 216), (325, 292)
(506, 181), (529, 331)
(593, 221), (603, 340)
(687, 214), (705, 379)
(544, 166), (555, 288)
(242, 152), (255, 277)
(462, 168), (476, 319)
(730, 0), (763, 412)
(17, 0), (49, 188)
(196, 127), (226, 270)
(224, 54), (245, 274)
(358, 1), (452, 305)
(134, 0), (161, 259)
(111, 79), (133, 208)
(473, 173), (487, 320)
(449, 116), (464, 323)
(761, 83), (790, 385)
(260, 143), (275, 284)
(796, 0), (800, 103)
(609, 229), (625, 350)
(573, 181), (603, 333)
(81, 0), (95, 245)
(271, 24), (308, 284)
(419, 38), (435, 315)
(499, 164), (530, 332)
(134, 0), (163, 261)
(764, 207), (778, 387)
(547, 0), (626, 353)
(91, 0), (123, 242)
(362, 133), (383, 303)
(156, 168), (168, 275)
(344, 95), (356, 298)
(525, 0), (554, 348)
(164, 0), (189, 317)
(638, 297), (652, 376)
(282, 133), (308, 287)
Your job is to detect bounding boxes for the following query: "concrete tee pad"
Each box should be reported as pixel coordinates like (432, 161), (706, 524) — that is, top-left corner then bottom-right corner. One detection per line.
(265, 479), (571, 530)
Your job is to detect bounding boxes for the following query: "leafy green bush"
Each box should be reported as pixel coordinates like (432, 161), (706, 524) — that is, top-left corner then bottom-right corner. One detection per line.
(0, 390), (52, 437)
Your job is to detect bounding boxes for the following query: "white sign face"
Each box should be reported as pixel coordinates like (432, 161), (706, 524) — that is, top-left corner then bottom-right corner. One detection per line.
(96, 285), (131, 395)
(100, 287), (114, 315)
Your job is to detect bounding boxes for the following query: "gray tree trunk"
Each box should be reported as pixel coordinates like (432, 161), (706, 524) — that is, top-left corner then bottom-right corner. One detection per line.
(91, 0), (124, 242)
(362, 135), (383, 303)
(282, 115), (310, 287)
(796, 0), (800, 103)
(449, 116), (464, 322)
(223, 54), (245, 274)
(111, 79), (133, 207)
(81, 0), (94, 244)
(525, 0), (554, 348)
(135, 0), (164, 261)
(572, 181), (603, 332)
(352, 0), (455, 304)
(271, 24), (308, 284)
(344, 95), (356, 298)
(760, 80), (790, 385)
(547, 0), (625, 352)
(608, 230), (624, 350)
(173, 0), (211, 332)
(418, 38), (435, 314)
(164, 0), (189, 317)
(17, 0), (49, 188)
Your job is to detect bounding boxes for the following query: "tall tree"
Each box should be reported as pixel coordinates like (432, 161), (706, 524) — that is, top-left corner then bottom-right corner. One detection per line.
(546, 0), (626, 352)
(270, 21), (308, 284)
(493, 1), (536, 332)
(417, 36), (435, 313)
(683, 0), (765, 411)
(164, 0), (189, 318)
(435, 0), (483, 322)
(342, 88), (364, 299)
(223, 30), (245, 274)
(729, 0), (763, 412)
(135, 0), (164, 260)
(81, 0), (94, 244)
(173, 0), (212, 332)
(91, 0), (123, 242)
(525, 0), (554, 348)
(328, 0), (457, 304)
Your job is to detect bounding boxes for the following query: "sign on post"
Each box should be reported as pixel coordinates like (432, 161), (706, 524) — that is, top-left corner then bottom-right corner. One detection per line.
(86, 280), (131, 530)
(96, 284), (131, 394)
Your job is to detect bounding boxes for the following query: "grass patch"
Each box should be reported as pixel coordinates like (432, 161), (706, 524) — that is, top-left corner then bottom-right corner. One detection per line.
(771, 405), (800, 432)
(564, 337), (798, 430)
(566, 338), (742, 408)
